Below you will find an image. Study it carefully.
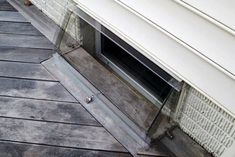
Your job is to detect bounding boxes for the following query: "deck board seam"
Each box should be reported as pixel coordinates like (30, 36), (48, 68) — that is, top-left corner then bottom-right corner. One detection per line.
(0, 95), (79, 104)
(41, 62), (82, 99)
(0, 116), (102, 127)
(0, 76), (58, 82)
(39, 56), (54, 64)
(0, 45), (56, 51)
(0, 21), (28, 24)
(0, 20), (28, 23)
(0, 59), (43, 65)
(0, 139), (130, 154)
(0, 32), (44, 37)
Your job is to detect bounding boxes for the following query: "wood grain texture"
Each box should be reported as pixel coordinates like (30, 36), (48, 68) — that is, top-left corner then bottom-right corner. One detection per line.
(0, 11), (27, 22)
(0, 21), (42, 35)
(0, 141), (131, 157)
(0, 1), (16, 11)
(0, 3), (131, 156)
(0, 34), (54, 49)
(0, 118), (127, 152)
(0, 47), (54, 63)
(0, 77), (77, 102)
(0, 96), (100, 126)
(65, 48), (158, 131)
(0, 61), (55, 80)
(43, 54), (148, 156)
(160, 127), (212, 157)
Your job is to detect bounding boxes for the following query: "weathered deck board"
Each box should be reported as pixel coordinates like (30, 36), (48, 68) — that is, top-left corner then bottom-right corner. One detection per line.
(43, 54), (149, 156)
(0, 11), (27, 22)
(0, 1), (16, 11)
(0, 77), (77, 102)
(0, 34), (54, 49)
(65, 48), (158, 131)
(0, 21), (42, 35)
(160, 127), (212, 157)
(0, 118), (127, 152)
(0, 2), (132, 156)
(0, 141), (131, 157)
(0, 96), (100, 126)
(0, 61), (56, 80)
(0, 47), (54, 63)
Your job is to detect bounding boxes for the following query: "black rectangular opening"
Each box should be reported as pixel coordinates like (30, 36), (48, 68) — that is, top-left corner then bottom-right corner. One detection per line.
(101, 35), (172, 102)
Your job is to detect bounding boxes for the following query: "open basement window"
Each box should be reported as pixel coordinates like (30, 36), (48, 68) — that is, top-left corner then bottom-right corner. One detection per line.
(77, 14), (182, 106)
(100, 34), (172, 103)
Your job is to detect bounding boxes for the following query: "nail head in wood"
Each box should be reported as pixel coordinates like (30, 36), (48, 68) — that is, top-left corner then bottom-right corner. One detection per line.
(24, 0), (32, 6)
(85, 95), (94, 104)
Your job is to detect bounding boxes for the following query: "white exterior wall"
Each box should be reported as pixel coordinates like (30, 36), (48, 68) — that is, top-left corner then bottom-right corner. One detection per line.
(30, 0), (67, 25)
(176, 85), (235, 157)
(31, 0), (235, 156)
(31, 0), (80, 41)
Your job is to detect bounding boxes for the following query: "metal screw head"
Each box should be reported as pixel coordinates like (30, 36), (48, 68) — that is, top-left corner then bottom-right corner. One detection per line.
(85, 95), (94, 104)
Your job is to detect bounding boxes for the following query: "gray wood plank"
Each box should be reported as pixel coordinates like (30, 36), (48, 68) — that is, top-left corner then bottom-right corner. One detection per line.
(0, 61), (56, 80)
(0, 77), (77, 102)
(0, 34), (54, 49)
(0, 141), (132, 157)
(0, 96), (100, 126)
(0, 47), (54, 63)
(0, 11), (27, 22)
(43, 53), (149, 156)
(0, 1), (16, 11)
(0, 118), (127, 152)
(160, 127), (213, 157)
(138, 141), (174, 157)
(65, 48), (158, 131)
(0, 21), (42, 35)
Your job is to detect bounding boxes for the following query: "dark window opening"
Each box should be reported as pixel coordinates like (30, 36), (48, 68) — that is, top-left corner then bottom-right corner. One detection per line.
(101, 35), (172, 102)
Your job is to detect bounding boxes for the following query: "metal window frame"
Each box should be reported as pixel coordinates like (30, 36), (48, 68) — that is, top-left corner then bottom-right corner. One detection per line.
(73, 7), (182, 107)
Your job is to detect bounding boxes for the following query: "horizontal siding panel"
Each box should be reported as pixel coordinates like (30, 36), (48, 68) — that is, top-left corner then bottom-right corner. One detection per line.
(178, 0), (235, 33)
(116, 0), (235, 78)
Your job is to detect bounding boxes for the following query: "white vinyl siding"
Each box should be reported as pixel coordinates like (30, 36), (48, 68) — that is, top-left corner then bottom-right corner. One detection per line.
(176, 85), (235, 157)
(177, 0), (235, 33)
(31, 0), (80, 41)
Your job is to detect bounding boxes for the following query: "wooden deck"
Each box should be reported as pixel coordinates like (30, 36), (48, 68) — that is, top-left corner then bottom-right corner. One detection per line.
(0, 1), (132, 156)
(0, 1), (214, 157)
